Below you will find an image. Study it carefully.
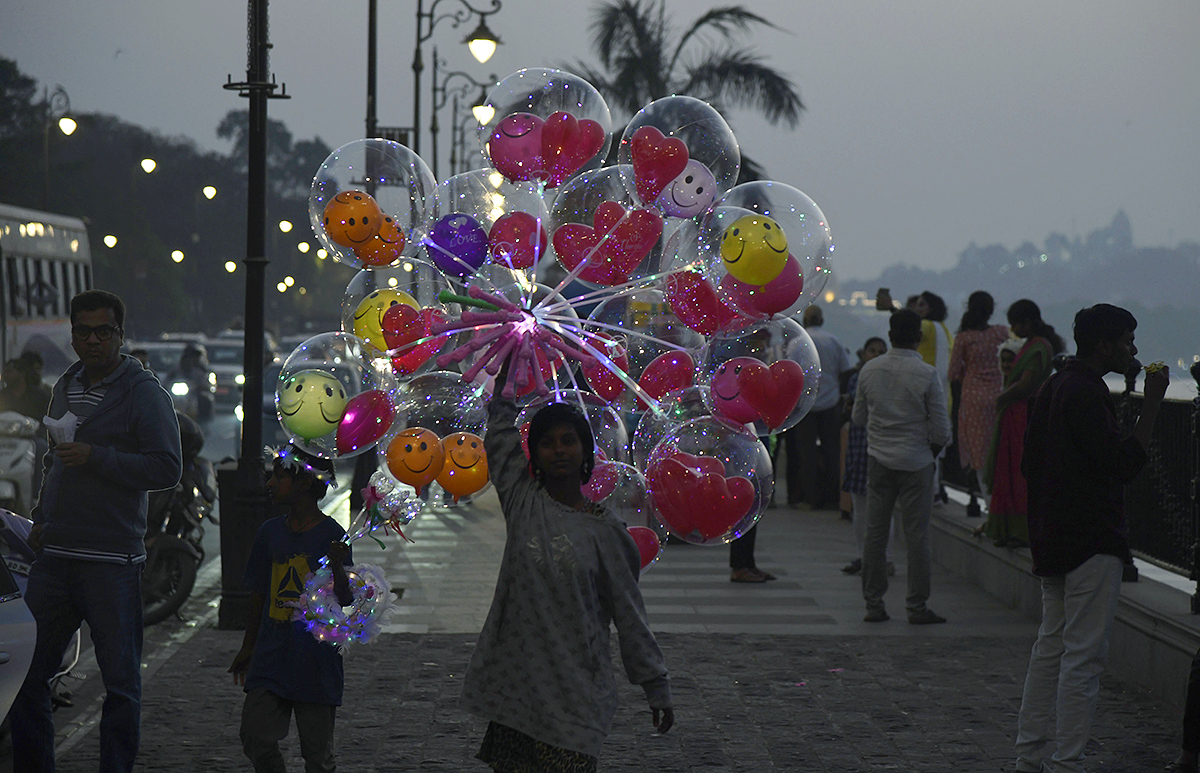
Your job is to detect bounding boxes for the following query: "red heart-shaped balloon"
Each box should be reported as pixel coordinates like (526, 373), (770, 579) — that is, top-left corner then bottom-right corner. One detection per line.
(552, 201), (663, 285)
(488, 211), (548, 270)
(383, 305), (448, 375)
(630, 126), (690, 204)
(648, 453), (754, 541)
(627, 526), (661, 570)
(541, 111), (606, 187)
(664, 269), (742, 336)
(737, 359), (805, 429)
(580, 333), (629, 402)
(636, 350), (694, 408)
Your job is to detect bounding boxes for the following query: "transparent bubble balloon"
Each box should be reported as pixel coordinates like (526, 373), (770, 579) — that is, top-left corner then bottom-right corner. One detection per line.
(276, 332), (398, 459)
(309, 139), (438, 269)
(700, 181), (833, 322)
(435, 169), (551, 276)
(583, 289), (705, 410)
(478, 68), (612, 189)
(631, 385), (712, 473)
(582, 460), (666, 570)
(646, 416), (772, 545)
(547, 165), (666, 289)
(696, 316), (821, 436)
(393, 370), (487, 438)
(517, 390), (628, 463)
(618, 96), (739, 220)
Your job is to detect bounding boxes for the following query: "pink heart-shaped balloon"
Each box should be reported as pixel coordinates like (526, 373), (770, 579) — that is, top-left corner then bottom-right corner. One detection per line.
(583, 460), (619, 502)
(541, 111), (606, 187)
(636, 350), (695, 408)
(335, 390), (395, 455)
(552, 201), (663, 285)
(719, 253), (804, 318)
(630, 126), (690, 204)
(738, 359), (805, 429)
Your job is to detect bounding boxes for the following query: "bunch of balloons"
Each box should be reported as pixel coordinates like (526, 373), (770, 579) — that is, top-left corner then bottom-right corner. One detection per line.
(275, 66), (834, 577)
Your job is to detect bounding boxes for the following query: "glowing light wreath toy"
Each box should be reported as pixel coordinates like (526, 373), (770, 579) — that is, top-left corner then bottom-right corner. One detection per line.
(271, 452), (406, 651)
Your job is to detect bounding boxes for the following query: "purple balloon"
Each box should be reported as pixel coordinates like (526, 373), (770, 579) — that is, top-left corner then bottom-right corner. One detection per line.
(428, 213), (488, 277)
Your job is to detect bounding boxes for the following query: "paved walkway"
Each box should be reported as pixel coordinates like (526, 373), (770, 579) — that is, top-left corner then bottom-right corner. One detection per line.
(46, 491), (1180, 772)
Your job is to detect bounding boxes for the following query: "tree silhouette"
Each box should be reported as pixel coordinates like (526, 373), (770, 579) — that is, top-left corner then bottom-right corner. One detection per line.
(573, 0), (803, 181)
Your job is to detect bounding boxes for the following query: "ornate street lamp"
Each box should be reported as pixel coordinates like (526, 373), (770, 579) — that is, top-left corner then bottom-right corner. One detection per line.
(429, 47), (495, 178)
(411, 0), (501, 156)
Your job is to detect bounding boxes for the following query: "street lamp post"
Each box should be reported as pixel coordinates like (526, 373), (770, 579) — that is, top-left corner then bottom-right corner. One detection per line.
(42, 85), (75, 210)
(429, 47), (494, 178)
(451, 88), (491, 175)
(219, 0), (290, 630)
(411, 0), (501, 157)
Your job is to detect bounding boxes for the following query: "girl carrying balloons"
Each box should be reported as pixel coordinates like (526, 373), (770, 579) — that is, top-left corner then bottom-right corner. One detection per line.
(460, 356), (674, 773)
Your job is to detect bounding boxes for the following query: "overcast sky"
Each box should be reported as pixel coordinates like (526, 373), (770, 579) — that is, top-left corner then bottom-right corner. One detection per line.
(4, 0), (1198, 281)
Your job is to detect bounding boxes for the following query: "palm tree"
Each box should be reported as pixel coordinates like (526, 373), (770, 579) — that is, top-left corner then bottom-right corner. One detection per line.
(574, 0), (803, 181)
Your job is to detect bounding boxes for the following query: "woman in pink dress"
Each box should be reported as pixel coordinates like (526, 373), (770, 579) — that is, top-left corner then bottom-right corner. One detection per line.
(947, 291), (1009, 490)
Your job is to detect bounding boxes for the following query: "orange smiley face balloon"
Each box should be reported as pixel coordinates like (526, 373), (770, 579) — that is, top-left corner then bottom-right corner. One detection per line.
(323, 190), (384, 250)
(436, 432), (489, 502)
(355, 214), (407, 267)
(386, 426), (445, 494)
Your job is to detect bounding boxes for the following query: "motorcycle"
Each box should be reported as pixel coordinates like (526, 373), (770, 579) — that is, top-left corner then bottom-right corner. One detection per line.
(0, 411), (44, 518)
(142, 413), (217, 626)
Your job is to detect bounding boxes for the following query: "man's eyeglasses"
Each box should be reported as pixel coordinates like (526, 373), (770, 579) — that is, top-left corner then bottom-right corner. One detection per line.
(71, 324), (122, 342)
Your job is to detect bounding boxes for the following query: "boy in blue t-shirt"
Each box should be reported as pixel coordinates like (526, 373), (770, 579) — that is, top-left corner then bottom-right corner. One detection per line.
(228, 444), (354, 771)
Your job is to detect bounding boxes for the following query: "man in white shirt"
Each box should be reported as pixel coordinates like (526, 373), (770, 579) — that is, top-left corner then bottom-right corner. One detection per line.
(786, 305), (850, 509)
(852, 309), (952, 624)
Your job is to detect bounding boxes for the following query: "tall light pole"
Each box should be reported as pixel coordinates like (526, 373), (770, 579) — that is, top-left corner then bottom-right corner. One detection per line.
(450, 85), (492, 175)
(42, 85), (76, 210)
(411, 0), (501, 156)
(219, 0), (290, 630)
(429, 47), (494, 178)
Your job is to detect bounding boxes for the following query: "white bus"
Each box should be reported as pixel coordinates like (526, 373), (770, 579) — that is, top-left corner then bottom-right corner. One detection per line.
(0, 204), (93, 378)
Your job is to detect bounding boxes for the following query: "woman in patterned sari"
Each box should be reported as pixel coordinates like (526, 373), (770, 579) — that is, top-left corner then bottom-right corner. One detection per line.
(981, 299), (1065, 547)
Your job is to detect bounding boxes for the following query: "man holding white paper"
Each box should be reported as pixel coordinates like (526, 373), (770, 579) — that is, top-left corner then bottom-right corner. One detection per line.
(10, 290), (182, 773)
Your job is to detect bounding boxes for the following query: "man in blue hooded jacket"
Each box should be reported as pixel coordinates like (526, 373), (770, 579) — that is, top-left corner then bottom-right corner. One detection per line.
(10, 289), (182, 772)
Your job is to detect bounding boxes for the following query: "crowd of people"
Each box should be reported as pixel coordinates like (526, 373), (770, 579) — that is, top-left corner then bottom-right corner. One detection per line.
(2, 286), (1193, 773)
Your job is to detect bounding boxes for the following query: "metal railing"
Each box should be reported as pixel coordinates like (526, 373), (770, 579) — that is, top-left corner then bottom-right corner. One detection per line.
(1116, 370), (1200, 612)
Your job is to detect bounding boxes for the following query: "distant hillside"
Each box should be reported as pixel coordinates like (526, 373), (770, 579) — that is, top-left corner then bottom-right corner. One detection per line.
(827, 212), (1200, 375)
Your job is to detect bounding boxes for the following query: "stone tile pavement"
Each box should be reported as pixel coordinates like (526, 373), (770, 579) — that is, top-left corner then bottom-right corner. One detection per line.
(42, 490), (1183, 771)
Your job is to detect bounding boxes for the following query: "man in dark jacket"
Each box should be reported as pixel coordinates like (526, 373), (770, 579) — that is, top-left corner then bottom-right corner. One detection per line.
(10, 290), (182, 772)
(1014, 304), (1168, 773)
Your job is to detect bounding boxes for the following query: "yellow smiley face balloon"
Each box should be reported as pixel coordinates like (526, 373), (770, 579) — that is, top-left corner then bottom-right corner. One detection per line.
(436, 432), (489, 502)
(386, 427), (445, 494)
(277, 369), (349, 442)
(719, 215), (789, 286)
(352, 289), (419, 352)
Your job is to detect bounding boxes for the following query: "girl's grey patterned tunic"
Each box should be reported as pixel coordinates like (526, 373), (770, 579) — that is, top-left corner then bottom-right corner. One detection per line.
(460, 397), (672, 758)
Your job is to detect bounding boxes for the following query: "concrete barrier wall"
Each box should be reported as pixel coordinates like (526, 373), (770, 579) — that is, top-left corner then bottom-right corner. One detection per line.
(931, 509), (1199, 717)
